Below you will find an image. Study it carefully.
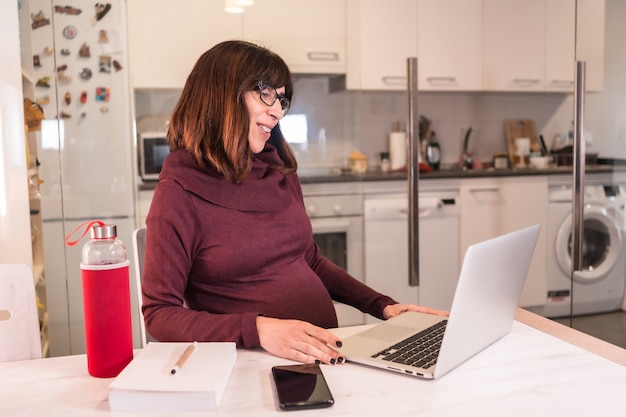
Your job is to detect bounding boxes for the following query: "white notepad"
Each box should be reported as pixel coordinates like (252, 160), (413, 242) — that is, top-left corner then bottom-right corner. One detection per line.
(108, 342), (237, 412)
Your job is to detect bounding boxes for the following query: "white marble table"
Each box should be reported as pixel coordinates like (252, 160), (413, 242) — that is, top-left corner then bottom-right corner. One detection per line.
(1, 311), (625, 417)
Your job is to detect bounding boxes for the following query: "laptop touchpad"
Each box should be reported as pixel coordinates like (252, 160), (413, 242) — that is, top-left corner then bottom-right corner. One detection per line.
(358, 324), (415, 343)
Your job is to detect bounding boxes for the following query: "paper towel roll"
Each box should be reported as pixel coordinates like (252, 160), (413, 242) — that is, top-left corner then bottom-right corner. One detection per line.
(389, 132), (407, 170)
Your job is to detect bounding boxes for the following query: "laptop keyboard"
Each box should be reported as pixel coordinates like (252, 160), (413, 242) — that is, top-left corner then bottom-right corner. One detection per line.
(371, 320), (448, 369)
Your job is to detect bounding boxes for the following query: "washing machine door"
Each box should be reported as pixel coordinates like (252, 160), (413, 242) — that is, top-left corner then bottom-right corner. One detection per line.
(555, 202), (624, 283)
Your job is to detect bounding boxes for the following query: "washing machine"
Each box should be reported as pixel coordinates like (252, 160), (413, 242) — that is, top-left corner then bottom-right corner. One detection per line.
(543, 175), (626, 318)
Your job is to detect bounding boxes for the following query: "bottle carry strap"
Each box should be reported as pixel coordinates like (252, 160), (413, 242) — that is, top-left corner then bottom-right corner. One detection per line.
(65, 220), (105, 246)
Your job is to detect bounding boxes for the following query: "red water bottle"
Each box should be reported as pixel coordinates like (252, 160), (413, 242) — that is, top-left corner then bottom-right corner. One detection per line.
(79, 222), (133, 377)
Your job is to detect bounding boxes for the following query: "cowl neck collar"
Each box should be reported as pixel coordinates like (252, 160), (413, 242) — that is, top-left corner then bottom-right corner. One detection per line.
(159, 144), (292, 212)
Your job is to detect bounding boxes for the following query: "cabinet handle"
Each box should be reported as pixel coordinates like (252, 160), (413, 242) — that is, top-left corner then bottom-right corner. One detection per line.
(512, 78), (541, 85)
(381, 76), (406, 85)
(307, 52), (339, 62)
(468, 187), (499, 193)
(548, 79), (574, 88)
(426, 76), (457, 85)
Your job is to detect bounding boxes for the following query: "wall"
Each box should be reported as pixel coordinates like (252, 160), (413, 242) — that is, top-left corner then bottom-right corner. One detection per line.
(136, 83), (580, 171)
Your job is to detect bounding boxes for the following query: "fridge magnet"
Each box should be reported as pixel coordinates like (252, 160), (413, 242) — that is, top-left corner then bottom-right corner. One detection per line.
(65, 92), (71, 105)
(43, 46), (54, 55)
(99, 56), (112, 73)
(79, 42), (91, 58)
(36, 77), (51, 88)
(80, 91), (88, 104)
(58, 111), (71, 119)
(100, 107), (109, 113)
(95, 87), (110, 102)
(57, 71), (71, 83)
(54, 5), (82, 15)
(79, 67), (92, 80)
(31, 11), (50, 29)
(63, 25), (78, 39)
(112, 60), (122, 72)
(33, 55), (41, 67)
(95, 3), (112, 21)
(57, 64), (68, 72)
(35, 96), (50, 106)
(61, 48), (71, 56)
(80, 112), (87, 118)
(23, 99), (45, 132)
(98, 30), (109, 43)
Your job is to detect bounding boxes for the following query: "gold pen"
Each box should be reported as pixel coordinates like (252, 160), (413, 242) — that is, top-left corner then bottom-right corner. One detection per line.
(170, 341), (197, 375)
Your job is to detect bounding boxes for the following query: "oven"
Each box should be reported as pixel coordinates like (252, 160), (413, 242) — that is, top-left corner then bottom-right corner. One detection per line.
(303, 190), (364, 326)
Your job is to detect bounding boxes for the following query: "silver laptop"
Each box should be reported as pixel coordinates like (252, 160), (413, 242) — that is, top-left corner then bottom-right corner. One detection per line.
(335, 224), (540, 379)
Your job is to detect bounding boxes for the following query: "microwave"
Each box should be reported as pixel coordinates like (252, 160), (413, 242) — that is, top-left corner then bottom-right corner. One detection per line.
(139, 132), (169, 181)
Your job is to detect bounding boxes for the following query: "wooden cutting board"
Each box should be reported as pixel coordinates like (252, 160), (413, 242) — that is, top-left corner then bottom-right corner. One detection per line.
(504, 119), (541, 161)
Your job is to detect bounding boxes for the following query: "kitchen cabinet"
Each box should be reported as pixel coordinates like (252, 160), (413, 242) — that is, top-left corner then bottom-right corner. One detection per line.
(418, 0), (482, 91)
(459, 176), (548, 308)
(483, 0), (546, 92)
(243, 0), (346, 74)
(575, 0), (605, 92)
(127, 0), (243, 89)
(544, 0), (576, 92)
(545, 0), (605, 93)
(483, 0), (604, 93)
(346, 0), (418, 90)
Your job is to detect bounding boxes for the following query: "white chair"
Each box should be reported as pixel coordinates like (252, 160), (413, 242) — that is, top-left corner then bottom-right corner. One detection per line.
(132, 228), (156, 346)
(0, 264), (42, 362)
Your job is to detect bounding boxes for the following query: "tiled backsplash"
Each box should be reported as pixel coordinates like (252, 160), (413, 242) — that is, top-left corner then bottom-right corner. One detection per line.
(136, 80), (579, 171)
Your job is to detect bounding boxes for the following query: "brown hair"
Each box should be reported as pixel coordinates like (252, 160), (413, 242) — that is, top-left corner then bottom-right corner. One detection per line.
(167, 40), (297, 183)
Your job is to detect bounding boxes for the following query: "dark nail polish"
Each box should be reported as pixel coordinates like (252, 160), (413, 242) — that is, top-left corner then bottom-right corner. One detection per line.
(338, 356), (344, 363)
(336, 341), (343, 348)
(330, 358), (336, 365)
(315, 359), (321, 364)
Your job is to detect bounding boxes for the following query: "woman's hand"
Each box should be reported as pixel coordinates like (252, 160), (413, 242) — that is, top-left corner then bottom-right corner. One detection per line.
(383, 303), (449, 320)
(256, 316), (344, 365)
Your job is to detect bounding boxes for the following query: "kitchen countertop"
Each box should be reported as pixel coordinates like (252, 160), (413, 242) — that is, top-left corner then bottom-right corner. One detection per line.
(138, 163), (625, 190)
(298, 164), (618, 184)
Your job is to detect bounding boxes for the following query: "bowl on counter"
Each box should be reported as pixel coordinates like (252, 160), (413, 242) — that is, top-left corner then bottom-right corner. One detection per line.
(529, 155), (552, 169)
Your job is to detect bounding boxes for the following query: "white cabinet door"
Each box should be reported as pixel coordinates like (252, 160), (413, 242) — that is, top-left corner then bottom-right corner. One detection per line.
(418, 0), (482, 91)
(545, 0), (576, 92)
(460, 176), (548, 308)
(483, 0), (545, 92)
(243, 0), (346, 74)
(346, 0), (418, 90)
(576, 0), (605, 92)
(127, 0), (242, 89)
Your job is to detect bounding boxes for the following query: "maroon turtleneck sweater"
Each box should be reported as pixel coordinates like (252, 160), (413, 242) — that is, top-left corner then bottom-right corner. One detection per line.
(142, 145), (396, 348)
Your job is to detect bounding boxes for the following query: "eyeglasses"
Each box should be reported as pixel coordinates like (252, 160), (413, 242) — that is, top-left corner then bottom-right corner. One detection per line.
(256, 82), (290, 115)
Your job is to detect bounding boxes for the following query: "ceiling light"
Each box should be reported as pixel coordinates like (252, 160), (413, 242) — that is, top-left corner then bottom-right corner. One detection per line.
(224, 0), (253, 13)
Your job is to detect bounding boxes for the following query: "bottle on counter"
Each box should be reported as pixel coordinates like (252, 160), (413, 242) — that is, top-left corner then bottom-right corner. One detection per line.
(425, 131), (441, 170)
(380, 151), (391, 173)
(67, 221), (134, 378)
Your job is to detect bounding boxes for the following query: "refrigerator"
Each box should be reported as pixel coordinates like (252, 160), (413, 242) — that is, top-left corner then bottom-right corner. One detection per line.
(17, 0), (140, 356)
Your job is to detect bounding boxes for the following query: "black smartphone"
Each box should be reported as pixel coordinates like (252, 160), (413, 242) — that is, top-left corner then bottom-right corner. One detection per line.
(271, 363), (334, 411)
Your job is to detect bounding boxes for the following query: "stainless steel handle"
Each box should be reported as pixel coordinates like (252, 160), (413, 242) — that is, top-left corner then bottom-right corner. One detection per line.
(407, 57), (419, 287)
(548, 79), (575, 86)
(571, 61), (586, 273)
(512, 78), (541, 84)
(306, 52), (340, 62)
(426, 76), (457, 84)
(382, 76), (407, 85)
(468, 187), (500, 193)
